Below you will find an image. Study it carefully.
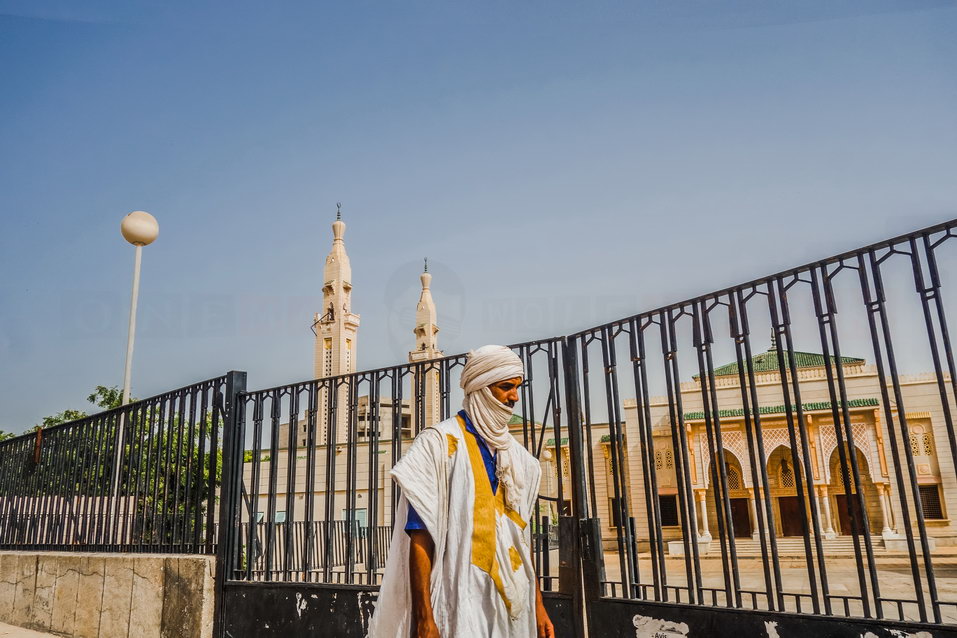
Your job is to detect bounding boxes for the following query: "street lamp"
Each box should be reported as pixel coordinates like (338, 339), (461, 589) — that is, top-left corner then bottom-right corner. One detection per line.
(111, 212), (158, 512)
(119, 211), (159, 405)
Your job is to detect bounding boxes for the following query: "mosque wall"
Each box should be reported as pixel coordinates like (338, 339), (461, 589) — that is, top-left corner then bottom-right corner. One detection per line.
(586, 364), (957, 552)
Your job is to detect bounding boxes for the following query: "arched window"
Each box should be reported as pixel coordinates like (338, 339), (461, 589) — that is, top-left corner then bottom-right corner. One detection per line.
(780, 459), (794, 489)
(727, 465), (741, 490)
(909, 425), (935, 457)
(922, 433), (934, 456)
(910, 433), (921, 457)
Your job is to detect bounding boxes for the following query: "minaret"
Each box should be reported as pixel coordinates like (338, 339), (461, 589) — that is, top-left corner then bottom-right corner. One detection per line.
(409, 259), (443, 427)
(314, 205), (360, 443)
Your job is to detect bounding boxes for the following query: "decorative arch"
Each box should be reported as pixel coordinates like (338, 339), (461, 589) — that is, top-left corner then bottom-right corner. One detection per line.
(826, 445), (873, 492)
(824, 440), (871, 483)
(818, 423), (876, 483)
(705, 449), (750, 490)
(696, 432), (753, 487)
(766, 445), (801, 493)
(825, 446), (882, 535)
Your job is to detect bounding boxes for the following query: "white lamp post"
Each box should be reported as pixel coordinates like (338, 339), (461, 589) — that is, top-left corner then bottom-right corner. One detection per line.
(119, 211), (159, 405)
(111, 212), (159, 511)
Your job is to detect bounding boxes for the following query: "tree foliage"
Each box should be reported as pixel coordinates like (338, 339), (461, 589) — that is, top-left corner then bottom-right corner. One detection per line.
(11, 385), (222, 547)
(31, 385), (129, 432)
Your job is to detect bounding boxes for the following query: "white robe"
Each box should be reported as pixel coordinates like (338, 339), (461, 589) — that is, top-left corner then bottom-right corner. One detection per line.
(367, 414), (542, 638)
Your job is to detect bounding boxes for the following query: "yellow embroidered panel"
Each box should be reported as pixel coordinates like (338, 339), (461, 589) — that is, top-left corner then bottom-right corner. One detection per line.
(446, 433), (458, 457)
(508, 546), (523, 572)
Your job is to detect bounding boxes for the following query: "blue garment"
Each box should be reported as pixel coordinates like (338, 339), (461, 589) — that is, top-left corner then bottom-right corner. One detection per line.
(405, 410), (497, 533)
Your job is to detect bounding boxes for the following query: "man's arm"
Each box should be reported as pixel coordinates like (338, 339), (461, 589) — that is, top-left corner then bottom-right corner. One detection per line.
(408, 529), (440, 638)
(535, 577), (555, 638)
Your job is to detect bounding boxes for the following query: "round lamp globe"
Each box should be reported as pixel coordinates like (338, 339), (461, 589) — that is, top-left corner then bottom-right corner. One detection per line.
(121, 211), (160, 246)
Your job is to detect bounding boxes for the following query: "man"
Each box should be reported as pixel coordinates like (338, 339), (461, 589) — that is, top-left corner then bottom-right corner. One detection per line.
(368, 345), (555, 638)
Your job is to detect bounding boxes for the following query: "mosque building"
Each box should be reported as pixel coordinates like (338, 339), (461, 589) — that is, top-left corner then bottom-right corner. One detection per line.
(544, 347), (957, 553)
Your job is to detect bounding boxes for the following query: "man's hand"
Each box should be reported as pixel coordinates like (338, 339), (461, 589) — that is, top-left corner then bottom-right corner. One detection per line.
(413, 616), (441, 638)
(535, 584), (556, 638)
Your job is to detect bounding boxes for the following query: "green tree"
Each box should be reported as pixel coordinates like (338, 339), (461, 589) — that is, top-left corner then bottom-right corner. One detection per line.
(35, 409), (89, 430)
(0, 430), (15, 442)
(87, 385), (125, 410)
(32, 385), (128, 431)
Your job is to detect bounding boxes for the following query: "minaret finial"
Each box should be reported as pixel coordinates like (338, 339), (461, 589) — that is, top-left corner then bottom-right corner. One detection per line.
(424, 257), (428, 273)
(770, 329), (778, 351)
(336, 202), (342, 220)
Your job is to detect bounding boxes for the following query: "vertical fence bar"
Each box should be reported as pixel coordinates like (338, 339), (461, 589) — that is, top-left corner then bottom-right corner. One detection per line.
(303, 381), (319, 581)
(768, 280), (826, 614)
(695, 298), (742, 607)
(213, 370), (248, 638)
(811, 264), (879, 617)
(599, 326), (638, 596)
(729, 289), (782, 611)
(629, 318), (667, 601)
(562, 335), (600, 638)
(661, 309), (703, 604)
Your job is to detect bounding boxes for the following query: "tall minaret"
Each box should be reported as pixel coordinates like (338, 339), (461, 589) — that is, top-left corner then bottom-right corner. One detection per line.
(409, 259), (443, 427)
(314, 205), (360, 442)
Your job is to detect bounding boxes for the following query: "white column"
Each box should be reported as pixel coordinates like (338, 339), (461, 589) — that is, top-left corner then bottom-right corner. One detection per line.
(877, 484), (892, 535)
(747, 490), (757, 540)
(886, 485), (898, 532)
(820, 488), (836, 538)
(811, 486), (825, 537)
(698, 491), (712, 542)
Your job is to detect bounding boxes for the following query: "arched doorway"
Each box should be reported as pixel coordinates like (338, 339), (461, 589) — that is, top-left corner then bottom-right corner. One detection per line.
(766, 445), (805, 537)
(827, 447), (879, 535)
(706, 450), (752, 538)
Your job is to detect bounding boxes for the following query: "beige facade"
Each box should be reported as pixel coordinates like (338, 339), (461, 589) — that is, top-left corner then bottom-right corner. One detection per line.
(544, 349), (957, 552)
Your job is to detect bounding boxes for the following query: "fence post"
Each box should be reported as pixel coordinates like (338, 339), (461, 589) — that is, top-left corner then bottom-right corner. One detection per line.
(213, 370), (247, 638)
(560, 337), (597, 638)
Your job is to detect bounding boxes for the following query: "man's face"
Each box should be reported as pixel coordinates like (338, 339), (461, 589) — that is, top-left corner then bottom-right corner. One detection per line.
(489, 377), (522, 408)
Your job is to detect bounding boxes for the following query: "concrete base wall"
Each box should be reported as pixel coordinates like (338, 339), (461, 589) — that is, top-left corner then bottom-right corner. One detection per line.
(0, 552), (215, 638)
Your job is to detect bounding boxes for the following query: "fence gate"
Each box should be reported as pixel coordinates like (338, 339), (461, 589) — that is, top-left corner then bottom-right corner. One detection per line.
(216, 339), (582, 637)
(216, 219), (957, 638)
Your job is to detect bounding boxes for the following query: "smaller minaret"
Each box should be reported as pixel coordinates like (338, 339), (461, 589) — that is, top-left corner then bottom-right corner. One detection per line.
(409, 258), (443, 427)
(413, 259), (440, 354)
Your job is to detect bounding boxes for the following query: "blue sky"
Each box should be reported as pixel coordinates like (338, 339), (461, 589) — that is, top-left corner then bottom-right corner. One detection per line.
(2, 0), (956, 431)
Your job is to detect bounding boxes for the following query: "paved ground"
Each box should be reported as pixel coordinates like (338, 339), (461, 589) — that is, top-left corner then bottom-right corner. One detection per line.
(0, 624), (57, 638)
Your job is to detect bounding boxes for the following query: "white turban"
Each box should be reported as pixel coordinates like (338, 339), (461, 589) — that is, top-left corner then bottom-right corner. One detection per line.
(460, 345), (526, 511)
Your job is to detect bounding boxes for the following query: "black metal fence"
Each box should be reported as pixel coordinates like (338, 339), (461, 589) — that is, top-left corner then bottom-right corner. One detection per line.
(237, 520), (391, 580)
(0, 375), (228, 553)
(2, 219), (956, 634)
(564, 219), (957, 626)
(224, 339), (570, 591)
